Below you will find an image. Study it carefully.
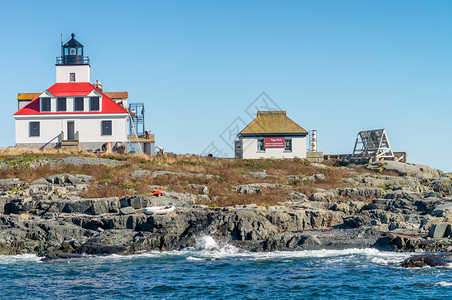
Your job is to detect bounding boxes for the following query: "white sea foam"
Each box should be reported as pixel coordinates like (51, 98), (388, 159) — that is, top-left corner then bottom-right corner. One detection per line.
(186, 256), (203, 261)
(0, 254), (41, 264)
(94, 244), (411, 264)
(0, 236), (412, 265)
(432, 281), (452, 287)
(195, 235), (221, 251)
(177, 235), (413, 264)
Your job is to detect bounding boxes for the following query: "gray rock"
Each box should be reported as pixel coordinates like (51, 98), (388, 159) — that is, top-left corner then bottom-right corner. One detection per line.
(311, 189), (339, 202)
(30, 178), (49, 185)
(300, 235), (322, 249)
(131, 170), (151, 179)
(430, 177), (452, 196)
(311, 163), (331, 169)
(286, 191), (308, 202)
(0, 178), (24, 190)
(428, 223), (452, 238)
(426, 192), (442, 198)
(304, 174), (326, 182)
(343, 178), (356, 185)
(287, 175), (301, 184)
(119, 206), (135, 215)
(47, 174), (67, 184)
(57, 157), (121, 166)
(338, 187), (386, 201)
(234, 183), (283, 194)
(367, 161), (442, 179)
(151, 171), (219, 180)
(153, 192), (196, 207)
(61, 200), (92, 214)
(126, 195), (153, 209)
(90, 197), (120, 215)
(189, 184), (209, 195)
(201, 186), (209, 195)
(314, 174), (326, 180)
(243, 172), (271, 179)
(65, 174), (93, 185)
(431, 202), (452, 218)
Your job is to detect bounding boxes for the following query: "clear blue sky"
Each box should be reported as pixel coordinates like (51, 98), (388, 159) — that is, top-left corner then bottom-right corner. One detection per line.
(1, 0), (451, 171)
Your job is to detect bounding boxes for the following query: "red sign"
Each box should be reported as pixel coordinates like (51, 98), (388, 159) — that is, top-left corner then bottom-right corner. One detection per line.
(264, 137), (285, 148)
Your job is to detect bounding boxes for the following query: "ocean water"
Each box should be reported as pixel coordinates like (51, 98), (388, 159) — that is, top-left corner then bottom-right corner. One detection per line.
(0, 236), (451, 299)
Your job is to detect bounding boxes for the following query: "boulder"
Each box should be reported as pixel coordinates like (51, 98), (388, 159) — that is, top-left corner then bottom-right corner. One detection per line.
(314, 174), (326, 181)
(401, 254), (452, 268)
(430, 177), (452, 196)
(299, 235), (322, 249)
(65, 174), (93, 185)
(151, 171), (219, 180)
(286, 191), (308, 202)
(90, 197), (120, 215)
(189, 184), (209, 195)
(152, 192), (196, 207)
(61, 200), (93, 214)
(243, 172), (270, 179)
(311, 163), (331, 169)
(57, 157), (121, 166)
(428, 223), (452, 238)
(311, 189), (338, 202)
(367, 161), (442, 179)
(131, 170), (151, 179)
(234, 183), (282, 194)
(431, 202), (452, 218)
(47, 174), (68, 184)
(338, 187), (386, 201)
(0, 178), (24, 190)
(119, 206), (135, 215)
(287, 175), (301, 184)
(30, 178), (50, 185)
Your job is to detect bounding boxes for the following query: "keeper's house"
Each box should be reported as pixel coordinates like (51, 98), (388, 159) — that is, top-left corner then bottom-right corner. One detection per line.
(13, 34), (129, 151)
(235, 111), (308, 159)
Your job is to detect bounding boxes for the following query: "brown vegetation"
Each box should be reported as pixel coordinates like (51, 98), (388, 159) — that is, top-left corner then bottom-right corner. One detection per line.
(0, 150), (380, 206)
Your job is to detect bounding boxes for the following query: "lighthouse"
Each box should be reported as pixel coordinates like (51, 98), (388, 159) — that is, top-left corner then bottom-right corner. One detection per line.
(13, 33), (155, 155)
(55, 33), (90, 83)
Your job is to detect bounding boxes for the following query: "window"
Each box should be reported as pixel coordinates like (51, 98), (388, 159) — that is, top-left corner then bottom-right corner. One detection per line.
(69, 48), (76, 55)
(41, 98), (51, 112)
(74, 97), (84, 111)
(90, 97), (100, 111)
(70, 73), (76, 82)
(64, 48), (68, 55)
(29, 122), (40, 137)
(77, 48), (82, 55)
(257, 139), (265, 151)
(57, 97), (66, 111)
(101, 120), (112, 136)
(285, 138), (292, 151)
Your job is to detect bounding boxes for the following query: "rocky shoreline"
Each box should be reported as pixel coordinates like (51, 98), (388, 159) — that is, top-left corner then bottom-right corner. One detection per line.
(0, 157), (451, 265)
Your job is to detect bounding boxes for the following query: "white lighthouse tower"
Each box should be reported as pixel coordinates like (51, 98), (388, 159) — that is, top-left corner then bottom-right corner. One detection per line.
(55, 33), (90, 83)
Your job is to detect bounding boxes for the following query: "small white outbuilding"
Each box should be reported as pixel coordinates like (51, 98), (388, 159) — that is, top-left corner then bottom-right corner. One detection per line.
(235, 111), (308, 159)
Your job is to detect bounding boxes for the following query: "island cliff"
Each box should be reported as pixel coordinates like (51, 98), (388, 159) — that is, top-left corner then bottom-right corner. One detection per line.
(0, 150), (451, 257)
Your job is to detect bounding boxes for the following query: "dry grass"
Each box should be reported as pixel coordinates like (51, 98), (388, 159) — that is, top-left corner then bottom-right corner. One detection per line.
(0, 151), (380, 206)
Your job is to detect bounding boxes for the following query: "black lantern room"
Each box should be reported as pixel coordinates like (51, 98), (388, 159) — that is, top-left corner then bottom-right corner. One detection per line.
(56, 33), (90, 65)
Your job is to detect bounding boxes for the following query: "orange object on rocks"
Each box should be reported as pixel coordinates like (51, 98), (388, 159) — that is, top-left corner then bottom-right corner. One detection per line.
(153, 189), (163, 197)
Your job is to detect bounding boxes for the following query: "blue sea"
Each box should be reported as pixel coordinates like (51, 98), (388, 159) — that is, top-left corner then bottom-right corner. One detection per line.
(0, 236), (451, 299)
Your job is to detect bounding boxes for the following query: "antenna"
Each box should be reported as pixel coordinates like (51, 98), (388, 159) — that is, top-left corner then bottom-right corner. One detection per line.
(60, 34), (63, 57)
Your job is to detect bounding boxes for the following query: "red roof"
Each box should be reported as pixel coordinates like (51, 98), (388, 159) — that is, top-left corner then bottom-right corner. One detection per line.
(14, 82), (128, 115)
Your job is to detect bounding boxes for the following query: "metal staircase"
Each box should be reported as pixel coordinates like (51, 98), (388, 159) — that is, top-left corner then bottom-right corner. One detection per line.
(127, 103), (145, 154)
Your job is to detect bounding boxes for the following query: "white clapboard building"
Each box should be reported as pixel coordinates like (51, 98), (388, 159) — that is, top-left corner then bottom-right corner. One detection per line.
(13, 34), (129, 151)
(235, 111), (308, 159)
